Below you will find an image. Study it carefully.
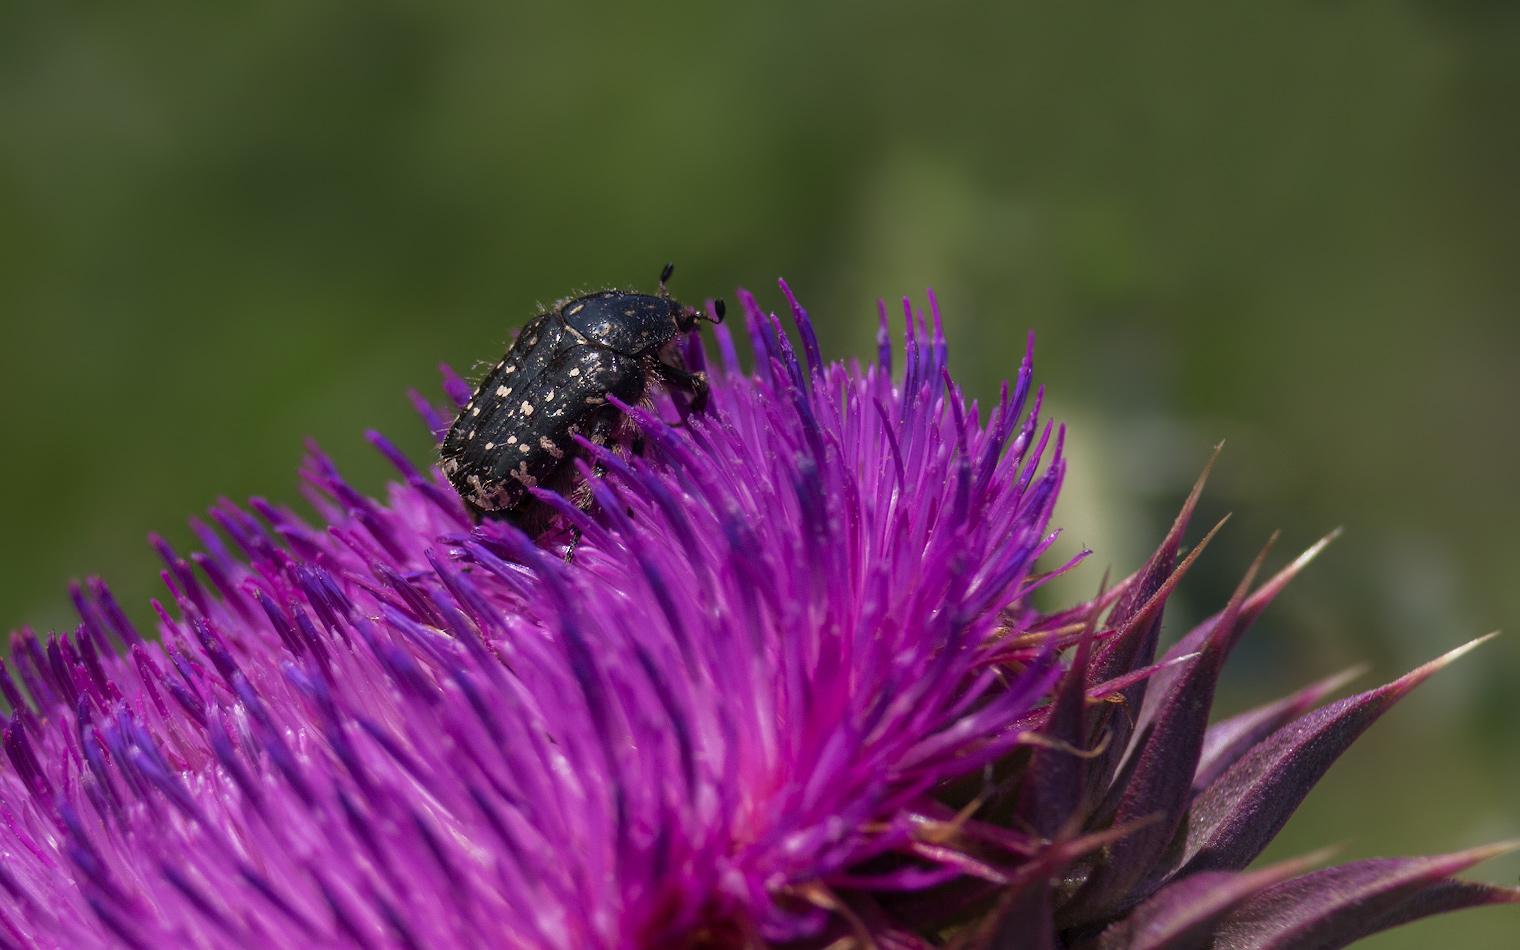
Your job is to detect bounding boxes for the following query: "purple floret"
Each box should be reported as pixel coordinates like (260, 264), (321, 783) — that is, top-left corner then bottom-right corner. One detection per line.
(0, 287), (1067, 949)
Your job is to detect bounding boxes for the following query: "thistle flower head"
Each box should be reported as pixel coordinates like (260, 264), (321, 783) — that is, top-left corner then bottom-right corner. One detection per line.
(0, 282), (1513, 950)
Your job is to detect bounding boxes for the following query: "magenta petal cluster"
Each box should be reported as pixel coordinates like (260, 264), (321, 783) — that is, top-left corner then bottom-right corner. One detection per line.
(1, 282), (1515, 950)
(0, 286), (1067, 949)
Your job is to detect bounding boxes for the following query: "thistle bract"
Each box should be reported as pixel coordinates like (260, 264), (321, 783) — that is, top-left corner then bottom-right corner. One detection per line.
(0, 282), (1513, 950)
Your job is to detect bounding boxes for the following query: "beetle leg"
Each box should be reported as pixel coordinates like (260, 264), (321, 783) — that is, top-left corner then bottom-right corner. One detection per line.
(585, 408), (622, 465)
(570, 408), (626, 552)
(656, 363), (711, 414)
(565, 409), (626, 563)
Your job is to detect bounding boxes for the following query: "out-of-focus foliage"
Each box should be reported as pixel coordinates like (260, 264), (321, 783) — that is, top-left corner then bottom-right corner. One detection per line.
(1, 3), (1517, 946)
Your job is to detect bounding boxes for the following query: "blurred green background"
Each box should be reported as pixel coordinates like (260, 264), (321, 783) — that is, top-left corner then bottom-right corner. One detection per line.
(2, 2), (1517, 945)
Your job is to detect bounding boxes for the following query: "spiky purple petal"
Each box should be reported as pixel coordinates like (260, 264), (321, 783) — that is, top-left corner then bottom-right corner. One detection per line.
(1211, 843), (1520, 950)
(1179, 635), (1498, 880)
(1093, 851), (1331, 950)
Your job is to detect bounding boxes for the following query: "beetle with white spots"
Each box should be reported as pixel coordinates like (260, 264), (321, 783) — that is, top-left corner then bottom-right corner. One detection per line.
(439, 265), (725, 535)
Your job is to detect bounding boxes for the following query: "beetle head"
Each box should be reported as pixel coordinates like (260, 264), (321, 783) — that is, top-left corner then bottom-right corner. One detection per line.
(677, 297), (726, 333)
(657, 263), (725, 332)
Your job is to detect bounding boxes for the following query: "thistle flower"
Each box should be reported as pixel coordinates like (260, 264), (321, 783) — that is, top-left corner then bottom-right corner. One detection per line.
(0, 282), (1512, 950)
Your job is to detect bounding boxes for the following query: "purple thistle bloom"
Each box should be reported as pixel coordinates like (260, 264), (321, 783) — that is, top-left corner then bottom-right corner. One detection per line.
(0, 282), (1514, 950)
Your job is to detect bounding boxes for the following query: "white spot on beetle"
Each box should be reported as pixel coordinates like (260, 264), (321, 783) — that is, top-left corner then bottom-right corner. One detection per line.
(496, 385), (511, 397)
(521, 401), (534, 415)
(545, 390), (555, 401)
(518, 443), (530, 452)
(467, 430), (476, 439)
(539, 436), (564, 459)
(484, 442), (494, 450)
(568, 367), (581, 377)
(503, 364), (516, 374)
(567, 302), (584, 315)
(506, 435), (518, 445)
(471, 407), (480, 416)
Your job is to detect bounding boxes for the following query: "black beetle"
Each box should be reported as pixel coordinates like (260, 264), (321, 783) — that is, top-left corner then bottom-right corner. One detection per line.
(440, 265), (724, 533)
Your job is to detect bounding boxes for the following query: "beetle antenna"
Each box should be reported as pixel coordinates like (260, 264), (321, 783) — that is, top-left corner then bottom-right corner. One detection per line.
(658, 262), (675, 294)
(711, 298), (726, 324)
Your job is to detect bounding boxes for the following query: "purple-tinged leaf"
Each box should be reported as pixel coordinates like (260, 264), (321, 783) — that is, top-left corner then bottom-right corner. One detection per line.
(1014, 574), (1135, 644)
(1087, 849), (1331, 950)
(1088, 653), (1202, 705)
(1348, 878), (1520, 944)
(1212, 841), (1520, 950)
(1018, 590), (1103, 839)
(1178, 634), (1497, 878)
(963, 824), (1142, 950)
(1102, 449), (1218, 634)
(998, 653), (1200, 762)
(983, 877), (1057, 950)
(1192, 666), (1364, 798)
(1079, 513), (1228, 810)
(1068, 536), (1273, 917)
(843, 893), (939, 950)
(1083, 452), (1218, 798)
(1147, 529), (1340, 711)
